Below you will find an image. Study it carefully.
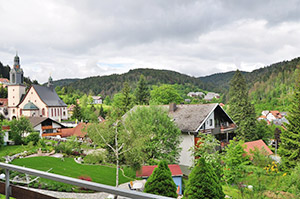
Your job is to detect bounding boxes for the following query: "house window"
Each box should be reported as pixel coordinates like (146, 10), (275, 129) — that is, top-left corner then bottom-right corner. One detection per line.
(13, 96), (15, 99)
(13, 109), (15, 114)
(42, 108), (45, 116)
(55, 109), (56, 116)
(20, 109), (22, 115)
(63, 111), (66, 116)
(51, 109), (53, 117)
(209, 119), (213, 126)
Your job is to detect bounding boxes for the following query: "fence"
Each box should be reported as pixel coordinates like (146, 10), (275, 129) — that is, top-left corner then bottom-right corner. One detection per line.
(0, 162), (174, 199)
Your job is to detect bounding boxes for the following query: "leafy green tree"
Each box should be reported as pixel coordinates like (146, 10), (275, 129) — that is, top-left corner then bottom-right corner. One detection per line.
(184, 158), (224, 199)
(144, 160), (177, 197)
(150, 84), (183, 105)
(112, 82), (134, 118)
(190, 134), (222, 179)
(99, 105), (105, 118)
(135, 75), (150, 105)
(103, 96), (112, 105)
(124, 106), (181, 165)
(222, 138), (250, 184)
(0, 86), (7, 98)
(279, 68), (300, 168)
(25, 132), (40, 145)
(228, 70), (257, 141)
(10, 117), (34, 145)
(88, 119), (144, 187)
(254, 120), (273, 143)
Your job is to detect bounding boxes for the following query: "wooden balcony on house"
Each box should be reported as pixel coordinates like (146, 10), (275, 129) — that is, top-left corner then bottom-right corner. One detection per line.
(42, 125), (53, 130)
(42, 132), (62, 137)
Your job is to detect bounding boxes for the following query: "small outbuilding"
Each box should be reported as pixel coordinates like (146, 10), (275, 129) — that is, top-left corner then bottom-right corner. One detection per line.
(136, 164), (183, 194)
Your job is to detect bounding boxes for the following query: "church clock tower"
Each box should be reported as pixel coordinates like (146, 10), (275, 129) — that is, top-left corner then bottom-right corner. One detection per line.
(7, 53), (26, 119)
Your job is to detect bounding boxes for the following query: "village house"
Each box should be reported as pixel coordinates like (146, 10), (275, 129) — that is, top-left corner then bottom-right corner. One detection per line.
(129, 103), (236, 174)
(203, 92), (220, 101)
(28, 117), (65, 137)
(0, 78), (10, 87)
(91, 96), (102, 104)
(167, 103), (236, 173)
(7, 54), (68, 121)
(258, 110), (288, 126)
(187, 92), (204, 98)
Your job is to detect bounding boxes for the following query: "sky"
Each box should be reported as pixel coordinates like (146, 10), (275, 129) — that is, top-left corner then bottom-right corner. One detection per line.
(0, 0), (300, 83)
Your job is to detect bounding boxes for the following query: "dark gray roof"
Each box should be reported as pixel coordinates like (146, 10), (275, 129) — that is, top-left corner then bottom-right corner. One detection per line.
(32, 85), (67, 107)
(167, 103), (218, 132)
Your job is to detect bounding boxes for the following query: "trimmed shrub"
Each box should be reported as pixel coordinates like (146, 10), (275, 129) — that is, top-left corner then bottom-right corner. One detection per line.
(144, 160), (177, 197)
(25, 132), (40, 145)
(83, 150), (107, 164)
(184, 158), (224, 199)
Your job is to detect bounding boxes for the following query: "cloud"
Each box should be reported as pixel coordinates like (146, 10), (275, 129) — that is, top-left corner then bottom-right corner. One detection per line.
(0, 0), (299, 83)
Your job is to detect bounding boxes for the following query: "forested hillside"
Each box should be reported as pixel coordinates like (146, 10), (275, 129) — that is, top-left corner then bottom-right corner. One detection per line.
(51, 56), (300, 114)
(63, 68), (205, 97)
(0, 62), (10, 78)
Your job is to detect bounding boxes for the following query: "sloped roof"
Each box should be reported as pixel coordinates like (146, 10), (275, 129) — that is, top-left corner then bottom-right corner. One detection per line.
(0, 98), (8, 107)
(0, 78), (9, 83)
(136, 164), (183, 178)
(28, 117), (64, 128)
(23, 102), (39, 110)
(244, 139), (273, 156)
(61, 123), (89, 138)
(32, 85), (67, 107)
(269, 111), (282, 119)
(167, 103), (218, 132)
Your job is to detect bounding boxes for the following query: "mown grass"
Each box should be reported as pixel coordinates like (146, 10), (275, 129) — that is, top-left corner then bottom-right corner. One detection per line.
(0, 145), (39, 158)
(12, 156), (135, 186)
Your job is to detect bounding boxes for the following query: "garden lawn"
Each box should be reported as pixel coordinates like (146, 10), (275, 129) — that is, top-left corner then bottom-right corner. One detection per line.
(0, 145), (39, 157)
(12, 156), (134, 186)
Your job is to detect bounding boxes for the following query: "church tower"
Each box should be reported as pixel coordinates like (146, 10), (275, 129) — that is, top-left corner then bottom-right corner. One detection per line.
(7, 53), (26, 119)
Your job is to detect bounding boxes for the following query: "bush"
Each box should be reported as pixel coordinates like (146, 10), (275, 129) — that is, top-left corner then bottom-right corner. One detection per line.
(282, 163), (300, 196)
(184, 158), (224, 199)
(144, 161), (177, 197)
(83, 150), (107, 164)
(25, 132), (40, 145)
(250, 147), (273, 168)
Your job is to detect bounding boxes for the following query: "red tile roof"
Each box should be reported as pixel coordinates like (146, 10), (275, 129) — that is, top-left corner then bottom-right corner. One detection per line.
(61, 123), (89, 138)
(0, 78), (9, 83)
(270, 111), (282, 119)
(244, 139), (273, 156)
(0, 98), (8, 107)
(136, 164), (183, 178)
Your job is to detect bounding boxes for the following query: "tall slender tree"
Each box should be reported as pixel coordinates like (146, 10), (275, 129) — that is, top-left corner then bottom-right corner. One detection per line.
(135, 75), (150, 105)
(279, 68), (300, 168)
(228, 70), (256, 140)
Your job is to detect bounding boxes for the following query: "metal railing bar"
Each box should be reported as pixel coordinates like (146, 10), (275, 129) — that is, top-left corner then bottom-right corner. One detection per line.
(0, 162), (174, 199)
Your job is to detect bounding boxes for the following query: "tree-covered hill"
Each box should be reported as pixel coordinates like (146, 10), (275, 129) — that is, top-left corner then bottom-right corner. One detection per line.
(62, 68), (205, 96)
(0, 62), (11, 79)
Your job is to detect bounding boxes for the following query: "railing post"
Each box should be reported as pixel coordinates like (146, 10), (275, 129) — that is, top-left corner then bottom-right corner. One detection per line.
(5, 169), (10, 199)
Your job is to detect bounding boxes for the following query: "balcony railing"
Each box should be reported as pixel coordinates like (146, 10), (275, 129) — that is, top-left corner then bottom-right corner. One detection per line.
(0, 162), (174, 199)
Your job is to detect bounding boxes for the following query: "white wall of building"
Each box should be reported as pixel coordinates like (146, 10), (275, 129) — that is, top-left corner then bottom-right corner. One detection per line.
(179, 133), (194, 167)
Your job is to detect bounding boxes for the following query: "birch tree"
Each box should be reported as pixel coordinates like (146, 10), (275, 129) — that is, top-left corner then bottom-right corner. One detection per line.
(88, 119), (144, 187)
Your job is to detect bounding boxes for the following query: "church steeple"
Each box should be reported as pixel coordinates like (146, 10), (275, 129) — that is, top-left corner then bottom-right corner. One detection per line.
(14, 52), (20, 69)
(10, 53), (24, 84)
(47, 75), (53, 88)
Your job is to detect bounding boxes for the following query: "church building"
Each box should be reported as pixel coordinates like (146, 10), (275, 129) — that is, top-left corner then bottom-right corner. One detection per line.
(7, 54), (68, 121)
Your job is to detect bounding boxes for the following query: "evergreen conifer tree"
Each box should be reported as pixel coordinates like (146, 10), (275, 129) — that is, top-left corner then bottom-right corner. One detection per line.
(228, 70), (256, 140)
(135, 75), (150, 105)
(72, 103), (82, 121)
(184, 158), (224, 199)
(144, 161), (177, 197)
(279, 68), (300, 168)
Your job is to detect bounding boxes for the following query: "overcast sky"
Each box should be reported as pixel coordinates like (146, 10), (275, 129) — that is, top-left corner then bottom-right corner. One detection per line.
(0, 0), (300, 83)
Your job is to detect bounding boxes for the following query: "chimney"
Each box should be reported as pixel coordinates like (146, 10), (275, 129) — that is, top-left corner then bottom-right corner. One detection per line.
(169, 103), (177, 112)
